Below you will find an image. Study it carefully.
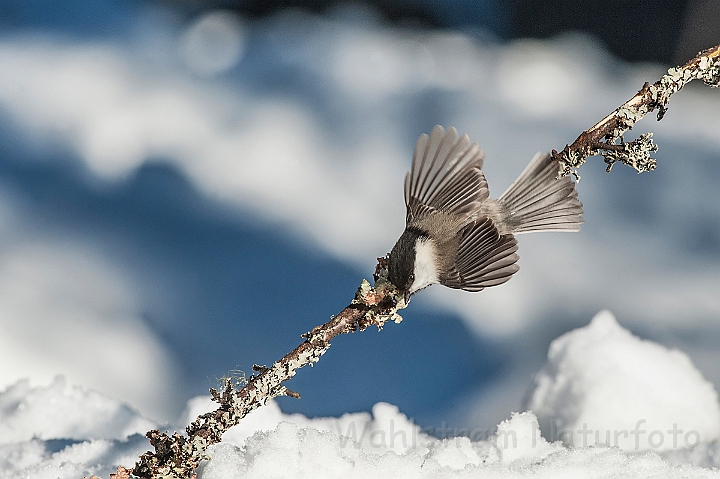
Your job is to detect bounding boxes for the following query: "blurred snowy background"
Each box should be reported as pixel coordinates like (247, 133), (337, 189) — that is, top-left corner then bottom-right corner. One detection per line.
(0, 0), (719, 449)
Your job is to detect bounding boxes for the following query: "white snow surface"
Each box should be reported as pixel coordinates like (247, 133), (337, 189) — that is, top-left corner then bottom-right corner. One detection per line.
(527, 311), (720, 452)
(0, 376), (156, 444)
(3, 311), (720, 478)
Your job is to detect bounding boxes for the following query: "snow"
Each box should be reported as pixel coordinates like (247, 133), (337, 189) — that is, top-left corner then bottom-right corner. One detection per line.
(2, 311), (720, 478)
(0, 376), (155, 444)
(0, 380), (153, 479)
(527, 311), (720, 452)
(493, 412), (561, 463)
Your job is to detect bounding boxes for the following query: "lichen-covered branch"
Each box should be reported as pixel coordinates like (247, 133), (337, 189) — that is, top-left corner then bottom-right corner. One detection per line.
(552, 44), (720, 176)
(131, 258), (407, 479)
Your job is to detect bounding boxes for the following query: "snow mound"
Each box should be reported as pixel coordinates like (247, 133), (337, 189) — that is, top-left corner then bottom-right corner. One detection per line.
(0, 376), (156, 479)
(493, 411), (562, 463)
(526, 310), (720, 452)
(0, 376), (156, 444)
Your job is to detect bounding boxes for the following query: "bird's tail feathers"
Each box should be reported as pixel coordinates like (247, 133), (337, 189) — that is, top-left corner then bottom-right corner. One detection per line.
(497, 153), (584, 234)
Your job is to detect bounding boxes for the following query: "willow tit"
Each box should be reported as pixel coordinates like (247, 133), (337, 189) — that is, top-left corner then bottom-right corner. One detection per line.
(388, 125), (583, 295)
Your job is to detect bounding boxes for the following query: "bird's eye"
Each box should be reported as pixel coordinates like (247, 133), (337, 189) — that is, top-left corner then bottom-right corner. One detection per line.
(408, 273), (415, 285)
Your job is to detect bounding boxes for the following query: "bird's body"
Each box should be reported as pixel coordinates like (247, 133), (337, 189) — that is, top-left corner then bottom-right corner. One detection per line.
(388, 125), (583, 294)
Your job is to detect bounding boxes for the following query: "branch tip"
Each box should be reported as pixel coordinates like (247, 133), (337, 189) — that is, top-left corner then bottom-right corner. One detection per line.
(554, 43), (719, 175)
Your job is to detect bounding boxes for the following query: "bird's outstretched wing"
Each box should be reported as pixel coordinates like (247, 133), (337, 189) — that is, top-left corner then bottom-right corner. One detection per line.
(441, 217), (519, 292)
(404, 125), (489, 222)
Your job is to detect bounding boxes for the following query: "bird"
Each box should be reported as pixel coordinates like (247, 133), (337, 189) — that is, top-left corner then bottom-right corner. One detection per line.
(387, 125), (583, 295)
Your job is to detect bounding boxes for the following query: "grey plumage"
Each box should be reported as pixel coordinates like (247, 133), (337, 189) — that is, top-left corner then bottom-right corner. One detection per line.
(388, 125), (584, 294)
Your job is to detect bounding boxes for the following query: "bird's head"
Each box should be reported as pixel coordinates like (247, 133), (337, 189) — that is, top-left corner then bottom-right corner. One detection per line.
(388, 227), (438, 295)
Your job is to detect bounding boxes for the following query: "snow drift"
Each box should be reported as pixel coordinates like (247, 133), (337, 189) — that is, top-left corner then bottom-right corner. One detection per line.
(527, 310), (720, 452)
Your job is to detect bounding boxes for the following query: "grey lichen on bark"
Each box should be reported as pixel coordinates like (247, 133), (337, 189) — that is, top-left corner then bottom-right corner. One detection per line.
(131, 257), (408, 479)
(551, 44), (720, 177)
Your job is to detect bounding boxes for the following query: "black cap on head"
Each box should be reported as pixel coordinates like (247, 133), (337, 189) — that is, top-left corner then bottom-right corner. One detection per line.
(388, 227), (428, 292)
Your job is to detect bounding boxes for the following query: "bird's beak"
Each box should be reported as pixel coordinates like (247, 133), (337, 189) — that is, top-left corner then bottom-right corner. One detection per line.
(403, 291), (412, 305)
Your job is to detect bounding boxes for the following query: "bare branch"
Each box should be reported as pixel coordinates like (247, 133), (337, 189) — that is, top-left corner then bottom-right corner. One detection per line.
(551, 44), (720, 176)
(131, 258), (407, 479)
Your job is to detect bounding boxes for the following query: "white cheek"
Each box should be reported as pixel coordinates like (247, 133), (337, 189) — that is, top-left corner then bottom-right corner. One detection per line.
(410, 239), (439, 293)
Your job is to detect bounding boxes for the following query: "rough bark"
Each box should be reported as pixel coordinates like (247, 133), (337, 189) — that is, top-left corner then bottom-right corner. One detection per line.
(131, 258), (407, 479)
(551, 44), (720, 177)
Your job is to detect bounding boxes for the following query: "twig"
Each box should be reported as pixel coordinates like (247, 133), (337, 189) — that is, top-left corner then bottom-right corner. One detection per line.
(131, 258), (407, 479)
(551, 44), (720, 176)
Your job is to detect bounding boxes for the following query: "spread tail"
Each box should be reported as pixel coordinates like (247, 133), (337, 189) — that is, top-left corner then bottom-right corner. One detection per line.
(498, 152), (584, 234)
